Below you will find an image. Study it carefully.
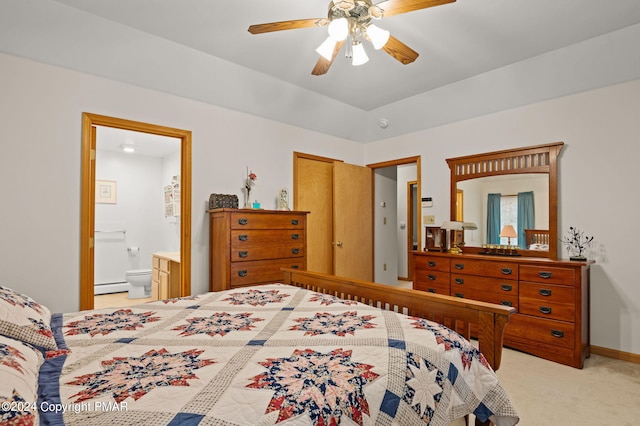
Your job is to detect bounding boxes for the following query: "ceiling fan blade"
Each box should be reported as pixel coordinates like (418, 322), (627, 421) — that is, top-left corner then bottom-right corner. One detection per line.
(375, 0), (455, 17)
(382, 35), (419, 64)
(311, 41), (345, 76)
(248, 19), (326, 34)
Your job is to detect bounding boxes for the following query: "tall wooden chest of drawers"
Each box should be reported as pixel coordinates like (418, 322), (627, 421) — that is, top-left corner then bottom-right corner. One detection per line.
(413, 251), (592, 368)
(208, 209), (308, 291)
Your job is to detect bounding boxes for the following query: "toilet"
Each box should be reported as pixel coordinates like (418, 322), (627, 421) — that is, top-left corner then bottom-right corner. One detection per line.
(125, 269), (152, 298)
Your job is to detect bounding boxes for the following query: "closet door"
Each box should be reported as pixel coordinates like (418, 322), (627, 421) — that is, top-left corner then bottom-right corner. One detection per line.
(333, 161), (373, 281)
(294, 153), (372, 281)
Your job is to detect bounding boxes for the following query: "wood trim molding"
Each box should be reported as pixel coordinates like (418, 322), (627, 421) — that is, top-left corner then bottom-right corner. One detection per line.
(80, 113), (192, 310)
(591, 345), (640, 364)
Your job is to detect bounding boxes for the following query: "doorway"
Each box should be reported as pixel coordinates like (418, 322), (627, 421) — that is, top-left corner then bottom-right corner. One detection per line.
(368, 156), (421, 285)
(79, 113), (192, 310)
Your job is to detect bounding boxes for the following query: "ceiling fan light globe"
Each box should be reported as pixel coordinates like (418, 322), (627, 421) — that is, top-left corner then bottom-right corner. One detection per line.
(328, 17), (348, 41)
(352, 42), (369, 66)
(316, 37), (338, 60)
(367, 24), (390, 49)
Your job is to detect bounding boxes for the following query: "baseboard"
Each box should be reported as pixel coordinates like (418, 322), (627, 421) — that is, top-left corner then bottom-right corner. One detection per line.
(590, 345), (640, 364)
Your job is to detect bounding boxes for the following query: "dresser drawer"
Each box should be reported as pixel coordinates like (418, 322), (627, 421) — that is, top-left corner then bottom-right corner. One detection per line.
(231, 243), (304, 262)
(507, 315), (575, 349)
(519, 282), (575, 322)
(450, 258), (518, 280)
(451, 287), (518, 309)
(230, 212), (305, 230)
(230, 258), (306, 286)
(414, 255), (450, 273)
(231, 229), (304, 246)
(519, 265), (575, 285)
(450, 274), (518, 296)
(413, 279), (450, 295)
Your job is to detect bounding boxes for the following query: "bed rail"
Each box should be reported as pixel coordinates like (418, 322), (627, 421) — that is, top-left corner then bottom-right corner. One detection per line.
(281, 268), (515, 371)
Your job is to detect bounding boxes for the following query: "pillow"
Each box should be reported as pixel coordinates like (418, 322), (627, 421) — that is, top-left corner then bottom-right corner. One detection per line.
(0, 335), (43, 425)
(529, 243), (549, 251)
(0, 286), (58, 350)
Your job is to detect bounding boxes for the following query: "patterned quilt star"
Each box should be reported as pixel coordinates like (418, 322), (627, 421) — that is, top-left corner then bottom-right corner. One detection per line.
(67, 348), (215, 403)
(307, 293), (359, 306)
(247, 348), (379, 426)
(290, 312), (376, 337)
(64, 309), (160, 337)
(173, 312), (263, 337)
(0, 286), (46, 314)
(0, 343), (27, 373)
(406, 356), (443, 418)
(222, 289), (289, 306)
(410, 317), (489, 369)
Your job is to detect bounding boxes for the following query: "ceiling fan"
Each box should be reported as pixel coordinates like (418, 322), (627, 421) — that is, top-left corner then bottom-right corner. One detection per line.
(248, 0), (456, 76)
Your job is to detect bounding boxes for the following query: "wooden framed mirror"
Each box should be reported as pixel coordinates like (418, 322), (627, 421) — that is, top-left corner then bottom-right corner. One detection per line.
(447, 142), (564, 259)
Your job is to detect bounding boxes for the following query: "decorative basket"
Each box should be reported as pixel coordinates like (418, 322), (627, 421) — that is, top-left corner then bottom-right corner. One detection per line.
(209, 194), (239, 210)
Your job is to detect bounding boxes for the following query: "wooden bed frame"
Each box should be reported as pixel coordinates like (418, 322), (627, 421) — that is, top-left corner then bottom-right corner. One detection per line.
(282, 268), (515, 371)
(525, 229), (550, 246)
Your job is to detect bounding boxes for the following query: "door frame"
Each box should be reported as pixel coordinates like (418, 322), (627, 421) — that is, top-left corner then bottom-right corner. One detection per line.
(367, 156), (422, 281)
(79, 113), (192, 310)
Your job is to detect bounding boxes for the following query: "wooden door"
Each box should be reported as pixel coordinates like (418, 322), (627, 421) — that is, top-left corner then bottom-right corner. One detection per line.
(333, 162), (373, 281)
(295, 156), (334, 274)
(294, 153), (373, 281)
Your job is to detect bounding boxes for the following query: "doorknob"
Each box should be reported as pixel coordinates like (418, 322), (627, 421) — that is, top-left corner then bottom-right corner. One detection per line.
(333, 241), (343, 247)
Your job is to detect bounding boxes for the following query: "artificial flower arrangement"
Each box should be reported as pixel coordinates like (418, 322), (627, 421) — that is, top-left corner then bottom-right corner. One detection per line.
(244, 168), (257, 208)
(561, 226), (593, 260)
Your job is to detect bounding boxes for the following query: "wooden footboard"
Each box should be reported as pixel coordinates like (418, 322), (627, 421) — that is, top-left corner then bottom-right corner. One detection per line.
(281, 268), (515, 371)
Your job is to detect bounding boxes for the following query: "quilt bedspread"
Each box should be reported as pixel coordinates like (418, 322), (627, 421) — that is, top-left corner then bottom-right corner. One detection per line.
(39, 284), (519, 425)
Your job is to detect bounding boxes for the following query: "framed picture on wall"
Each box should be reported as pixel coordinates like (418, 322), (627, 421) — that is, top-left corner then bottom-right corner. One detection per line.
(96, 180), (117, 204)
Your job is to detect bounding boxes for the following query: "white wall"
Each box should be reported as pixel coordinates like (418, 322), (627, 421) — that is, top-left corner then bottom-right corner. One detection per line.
(0, 52), (365, 313)
(397, 164), (417, 278)
(364, 78), (640, 356)
(1, 50), (639, 356)
(374, 167), (398, 285)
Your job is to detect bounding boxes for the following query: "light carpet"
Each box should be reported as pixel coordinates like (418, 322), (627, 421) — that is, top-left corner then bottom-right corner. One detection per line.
(487, 348), (640, 425)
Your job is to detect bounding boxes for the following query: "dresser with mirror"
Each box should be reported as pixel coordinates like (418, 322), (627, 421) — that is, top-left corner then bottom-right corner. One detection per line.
(412, 142), (593, 368)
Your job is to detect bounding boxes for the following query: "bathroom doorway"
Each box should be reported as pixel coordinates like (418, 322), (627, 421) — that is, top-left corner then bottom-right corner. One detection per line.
(79, 113), (192, 310)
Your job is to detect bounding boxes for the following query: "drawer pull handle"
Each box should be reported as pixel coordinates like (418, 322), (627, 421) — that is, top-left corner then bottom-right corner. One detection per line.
(539, 271), (552, 279)
(428, 261), (436, 267)
(291, 219), (299, 225)
(238, 234), (248, 241)
(238, 218), (248, 225)
(501, 301), (513, 307)
(291, 234), (299, 240)
(428, 288), (436, 293)
(539, 306), (552, 315)
(292, 248), (300, 254)
(428, 274), (437, 281)
(455, 278), (464, 285)
(501, 268), (513, 275)
(454, 263), (464, 270)
(238, 251), (249, 258)
(539, 289), (552, 297)
(291, 265), (299, 269)
(238, 270), (248, 277)
(501, 284), (512, 291)
(551, 330), (564, 338)
(454, 293), (464, 298)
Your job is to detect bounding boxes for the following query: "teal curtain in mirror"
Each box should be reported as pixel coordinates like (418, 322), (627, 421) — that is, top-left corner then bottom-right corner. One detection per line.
(517, 191), (535, 248)
(487, 193), (501, 244)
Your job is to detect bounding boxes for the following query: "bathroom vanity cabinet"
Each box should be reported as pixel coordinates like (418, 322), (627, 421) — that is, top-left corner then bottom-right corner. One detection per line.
(152, 252), (181, 300)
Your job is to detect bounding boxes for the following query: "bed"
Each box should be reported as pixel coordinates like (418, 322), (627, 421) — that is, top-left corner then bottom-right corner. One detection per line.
(1, 269), (518, 426)
(524, 229), (550, 251)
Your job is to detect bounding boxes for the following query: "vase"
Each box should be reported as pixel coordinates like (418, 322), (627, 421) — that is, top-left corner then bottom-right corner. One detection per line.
(244, 188), (252, 209)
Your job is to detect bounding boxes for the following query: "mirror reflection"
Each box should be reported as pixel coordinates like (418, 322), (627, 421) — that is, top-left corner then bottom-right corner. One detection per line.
(456, 174), (549, 251)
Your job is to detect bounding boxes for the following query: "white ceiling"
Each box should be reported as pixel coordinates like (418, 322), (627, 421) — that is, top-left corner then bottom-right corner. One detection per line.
(1, 0), (640, 142)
